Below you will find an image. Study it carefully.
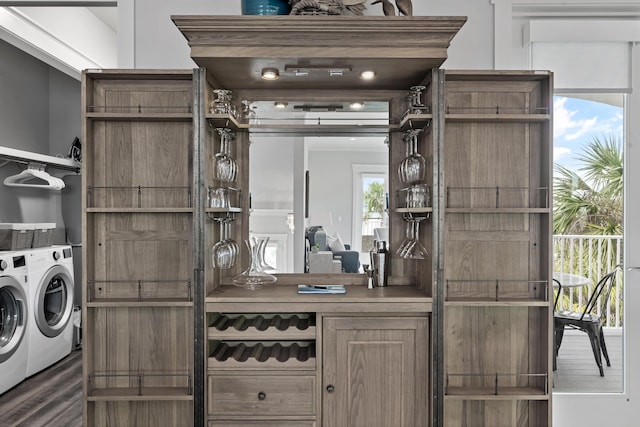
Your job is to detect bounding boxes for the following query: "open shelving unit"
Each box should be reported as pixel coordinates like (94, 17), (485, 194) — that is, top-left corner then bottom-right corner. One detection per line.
(438, 70), (553, 426)
(81, 70), (198, 426)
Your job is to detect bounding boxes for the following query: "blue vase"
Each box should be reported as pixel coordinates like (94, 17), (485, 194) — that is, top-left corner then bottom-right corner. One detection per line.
(242, 0), (291, 15)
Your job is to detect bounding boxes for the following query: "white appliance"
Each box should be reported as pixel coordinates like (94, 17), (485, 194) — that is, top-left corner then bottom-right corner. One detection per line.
(0, 250), (29, 394)
(25, 245), (74, 377)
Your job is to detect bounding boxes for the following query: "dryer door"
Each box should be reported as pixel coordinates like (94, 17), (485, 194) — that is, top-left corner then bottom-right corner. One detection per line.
(0, 276), (27, 363)
(34, 265), (74, 338)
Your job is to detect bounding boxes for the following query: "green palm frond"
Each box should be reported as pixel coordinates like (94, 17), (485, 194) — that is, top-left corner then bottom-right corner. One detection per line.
(553, 135), (623, 235)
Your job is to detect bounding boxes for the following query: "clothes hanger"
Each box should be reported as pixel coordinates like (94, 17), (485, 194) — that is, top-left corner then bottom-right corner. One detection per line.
(4, 162), (65, 190)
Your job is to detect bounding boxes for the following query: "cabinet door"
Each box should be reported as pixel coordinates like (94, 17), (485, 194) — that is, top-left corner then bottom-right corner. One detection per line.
(323, 317), (429, 427)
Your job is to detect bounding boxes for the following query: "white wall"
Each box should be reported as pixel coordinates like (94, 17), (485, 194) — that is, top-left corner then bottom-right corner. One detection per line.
(307, 148), (387, 247)
(126, 0), (495, 70)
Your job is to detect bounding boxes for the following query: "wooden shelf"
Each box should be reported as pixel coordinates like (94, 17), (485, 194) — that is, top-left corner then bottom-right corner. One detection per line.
(85, 112), (193, 122)
(206, 285), (433, 313)
(206, 207), (242, 214)
(87, 388), (194, 401)
(87, 300), (193, 308)
(445, 208), (550, 214)
(398, 113), (433, 130)
(445, 114), (550, 123)
(445, 299), (549, 307)
(206, 114), (244, 129)
(444, 387), (549, 400)
(395, 207), (433, 214)
(86, 208), (194, 213)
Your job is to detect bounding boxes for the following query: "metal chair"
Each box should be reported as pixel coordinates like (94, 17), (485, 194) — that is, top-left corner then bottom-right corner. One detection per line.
(554, 266), (620, 376)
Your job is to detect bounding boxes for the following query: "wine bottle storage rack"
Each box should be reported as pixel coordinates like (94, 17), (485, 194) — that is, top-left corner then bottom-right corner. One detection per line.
(209, 313), (316, 340)
(87, 372), (193, 400)
(87, 279), (192, 304)
(87, 186), (192, 209)
(446, 186), (549, 210)
(445, 279), (549, 303)
(445, 373), (548, 398)
(208, 341), (316, 370)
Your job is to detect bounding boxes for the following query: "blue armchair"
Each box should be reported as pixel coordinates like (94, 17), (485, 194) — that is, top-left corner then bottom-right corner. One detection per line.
(305, 226), (360, 273)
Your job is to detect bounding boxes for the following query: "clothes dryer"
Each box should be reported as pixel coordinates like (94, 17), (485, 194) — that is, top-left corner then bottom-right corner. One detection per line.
(0, 250), (29, 394)
(25, 245), (74, 377)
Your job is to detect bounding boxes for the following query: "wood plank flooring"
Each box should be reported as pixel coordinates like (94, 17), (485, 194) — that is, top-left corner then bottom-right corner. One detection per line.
(0, 350), (82, 427)
(554, 330), (624, 393)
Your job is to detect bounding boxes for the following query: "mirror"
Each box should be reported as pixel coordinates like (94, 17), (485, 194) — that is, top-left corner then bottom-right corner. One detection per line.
(248, 101), (389, 274)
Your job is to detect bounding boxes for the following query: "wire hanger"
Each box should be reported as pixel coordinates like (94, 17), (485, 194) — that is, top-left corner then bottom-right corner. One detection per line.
(4, 162), (65, 190)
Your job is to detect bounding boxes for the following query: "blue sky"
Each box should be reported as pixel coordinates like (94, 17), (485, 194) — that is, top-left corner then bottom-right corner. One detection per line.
(553, 96), (624, 171)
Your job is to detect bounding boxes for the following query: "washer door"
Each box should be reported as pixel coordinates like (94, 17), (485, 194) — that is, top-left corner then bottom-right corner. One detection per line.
(34, 265), (73, 338)
(0, 276), (27, 363)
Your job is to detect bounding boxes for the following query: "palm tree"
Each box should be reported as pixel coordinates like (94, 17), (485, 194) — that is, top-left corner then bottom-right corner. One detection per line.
(363, 181), (386, 220)
(553, 134), (623, 235)
(553, 135), (624, 320)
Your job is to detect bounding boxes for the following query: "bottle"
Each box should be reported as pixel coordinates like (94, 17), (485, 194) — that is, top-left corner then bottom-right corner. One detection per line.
(371, 240), (388, 287)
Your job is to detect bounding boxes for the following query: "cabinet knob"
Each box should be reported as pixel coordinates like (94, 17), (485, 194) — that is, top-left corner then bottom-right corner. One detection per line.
(326, 385), (335, 393)
(258, 391), (266, 401)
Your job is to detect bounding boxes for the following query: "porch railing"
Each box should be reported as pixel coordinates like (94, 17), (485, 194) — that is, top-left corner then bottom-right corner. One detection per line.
(553, 234), (624, 327)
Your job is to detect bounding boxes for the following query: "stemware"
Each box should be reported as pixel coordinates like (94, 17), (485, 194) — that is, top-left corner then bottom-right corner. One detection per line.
(399, 129), (425, 184)
(241, 100), (259, 125)
(397, 214), (430, 260)
(211, 89), (233, 115)
(211, 218), (237, 269)
(208, 187), (230, 208)
(214, 128), (237, 182)
(408, 85), (428, 114)
(405, 184), (430, 208)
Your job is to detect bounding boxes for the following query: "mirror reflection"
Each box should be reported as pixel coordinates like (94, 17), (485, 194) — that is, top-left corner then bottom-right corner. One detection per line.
(248, 101), (389, 274)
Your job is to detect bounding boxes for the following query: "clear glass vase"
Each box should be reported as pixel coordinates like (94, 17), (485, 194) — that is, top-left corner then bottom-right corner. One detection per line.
(232, 238), (277, 290)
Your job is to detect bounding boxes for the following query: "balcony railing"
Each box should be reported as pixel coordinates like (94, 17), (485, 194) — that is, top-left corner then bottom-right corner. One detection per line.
(554, 234), (623, 327)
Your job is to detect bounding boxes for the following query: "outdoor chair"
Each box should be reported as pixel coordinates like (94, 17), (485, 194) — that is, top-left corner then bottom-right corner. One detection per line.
(554, 266), (620, 377)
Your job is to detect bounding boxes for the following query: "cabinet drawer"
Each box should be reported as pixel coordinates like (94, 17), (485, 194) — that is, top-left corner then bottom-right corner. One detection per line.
(208, 375), (316, 416)
(209, 422), (316, 427)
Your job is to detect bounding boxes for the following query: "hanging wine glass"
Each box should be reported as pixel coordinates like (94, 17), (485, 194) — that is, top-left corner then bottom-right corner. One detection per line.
(214, 128), (237, 182)
(399, 129), (425, 184)
(399, 215), (429, 260)
(211, 218), (236, 269)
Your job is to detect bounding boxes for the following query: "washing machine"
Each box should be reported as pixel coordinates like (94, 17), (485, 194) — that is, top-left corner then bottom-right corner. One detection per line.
(0, 250), (29, 394)
(25, 245), (74, 377)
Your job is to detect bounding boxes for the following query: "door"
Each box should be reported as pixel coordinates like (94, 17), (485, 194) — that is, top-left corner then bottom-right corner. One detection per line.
(0, 276), (27, 362)
(322, 316), (429, 427)
(34, 265), (73, 338)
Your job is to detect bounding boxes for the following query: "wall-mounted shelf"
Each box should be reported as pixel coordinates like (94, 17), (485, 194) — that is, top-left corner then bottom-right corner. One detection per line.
(0, 145), (80, 172)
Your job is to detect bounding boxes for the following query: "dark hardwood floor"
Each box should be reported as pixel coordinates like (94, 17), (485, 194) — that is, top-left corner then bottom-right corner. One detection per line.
(0, 349), (82, 427)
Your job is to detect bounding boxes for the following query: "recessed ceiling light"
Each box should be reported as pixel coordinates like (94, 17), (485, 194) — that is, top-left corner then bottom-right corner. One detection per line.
(274, 101), (288, 109)
(261, 68), (279, 80)
(350, 101), (365, 110)
(360, 70), (376, 80)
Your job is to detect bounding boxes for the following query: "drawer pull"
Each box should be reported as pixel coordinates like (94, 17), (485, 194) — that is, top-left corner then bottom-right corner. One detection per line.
(326, 384), (335, 393)
(258, 391), (266, 401)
